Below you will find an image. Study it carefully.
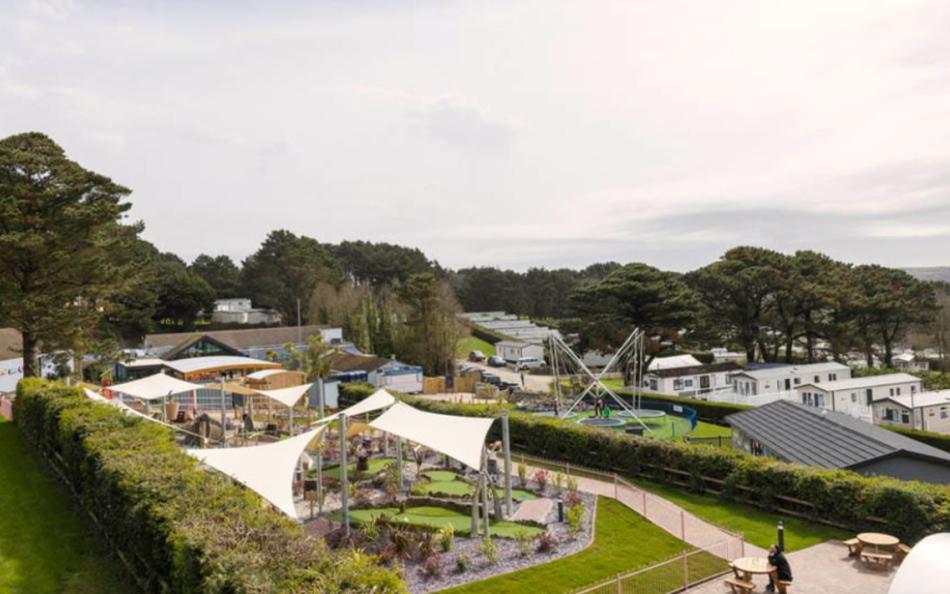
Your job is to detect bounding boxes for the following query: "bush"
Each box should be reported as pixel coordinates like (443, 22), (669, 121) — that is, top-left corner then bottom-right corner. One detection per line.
(479, 536), (498, 565)
(567, 502), (584, 537)
(418, 554), (443, 580)
(403, 395), (950, 543)
(536, 531), (558, 553)
(514, 528), (533, 557)
(14, 379), (405, 593)
(455, 554), (470, 573)
(437, 523), (454, 552)
(532, 469), (549, 491)
(517, 462), (527, 486)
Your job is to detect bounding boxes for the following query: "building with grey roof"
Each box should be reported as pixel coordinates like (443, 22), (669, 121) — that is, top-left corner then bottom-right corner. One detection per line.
(726, 399), (950, 484)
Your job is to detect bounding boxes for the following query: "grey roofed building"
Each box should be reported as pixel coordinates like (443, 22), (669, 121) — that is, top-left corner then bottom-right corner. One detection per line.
(725, 399), (950, 484)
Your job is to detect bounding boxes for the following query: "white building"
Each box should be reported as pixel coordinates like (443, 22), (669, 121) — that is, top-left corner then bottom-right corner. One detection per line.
(709, 347), (744, 364)
(0, 328), (72, 393)
(892, 352), (931, 373)
(211, 298), (282, 325)
(731, 362), (851, 397)
(873, 390), (950, 434)
(495, 340), (545, 363)
(795, 373), (923, 421)
(648, 354), (702, 371)
(644, 362), (741, 397)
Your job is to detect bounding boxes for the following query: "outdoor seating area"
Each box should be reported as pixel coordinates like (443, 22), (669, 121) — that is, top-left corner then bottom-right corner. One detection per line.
(726, 557), (790, 594)
(845, 532), (906, 571)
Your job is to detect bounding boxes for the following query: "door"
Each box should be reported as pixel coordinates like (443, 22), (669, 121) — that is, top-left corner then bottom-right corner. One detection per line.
(699, 375), (710, 391)
(784, 379), (791, 391)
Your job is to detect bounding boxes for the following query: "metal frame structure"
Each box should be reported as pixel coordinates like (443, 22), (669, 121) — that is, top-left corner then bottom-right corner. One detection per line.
(548, 328), (651, 432)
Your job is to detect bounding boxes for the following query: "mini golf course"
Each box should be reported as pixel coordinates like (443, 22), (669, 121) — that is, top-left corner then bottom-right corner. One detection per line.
(338, 505), (543, 538)
(419, 470), (537, 502)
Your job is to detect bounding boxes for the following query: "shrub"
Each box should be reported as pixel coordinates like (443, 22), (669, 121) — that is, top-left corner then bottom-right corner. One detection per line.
(418, 554), (443, 580)
(479, 536), (498, 565)
(437, 524), (454, 552)
(455, 554), (470, 573)
(410, 481), (427, 496)
(567, 503), (584, 537)
(514, 528), (533, 557)
(13, 379), (405, 593)
(518, 461), (527, 486)
(567, 475), (579, 499)
(554, 470), (564, 494)
(532, 469), (549, 491)
(536, 531), (558, 553)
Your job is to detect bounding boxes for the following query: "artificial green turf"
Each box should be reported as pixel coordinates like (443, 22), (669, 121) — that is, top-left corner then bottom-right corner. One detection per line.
(456, 336), (496, 358)
(678, 420), (732, 443)
(635, 479), (849, 551)
(574, 410), (695, 440)
(338, 505), (542, 538)
(0, 418), (132, 594)
(438, 497), (726, 594)
(420, 470), (537, 502)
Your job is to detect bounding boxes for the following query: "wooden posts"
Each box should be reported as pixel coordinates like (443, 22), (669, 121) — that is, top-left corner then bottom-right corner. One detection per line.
(502, 413), (513, 517)
(396, 436), (404, 491)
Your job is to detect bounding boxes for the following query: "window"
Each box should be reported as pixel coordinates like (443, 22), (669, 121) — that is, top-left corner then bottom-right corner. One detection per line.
(684, 379), (694, 387)
(814, 375), (820, 383)
(896, 387), (901, 396)
(889, 388), (895, 397)
(794, 378), (801, 385)
(725, 375), (733, 384)
(866, 389), (873, 406)
(901, 411), (911, 424)
(941, 408), (948, 419)
(829, 373), (838, 381)
(911, 385), (917, 394)
(851, 392), (857, 403)
(673, 379), (684, 390)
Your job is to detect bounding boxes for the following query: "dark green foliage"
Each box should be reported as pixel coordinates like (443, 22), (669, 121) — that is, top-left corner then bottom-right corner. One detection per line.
(329, 240), (435, 287)
(189, 254), (242, 299)
(14, 379), (405, 594)
(398, 393), (950, 543)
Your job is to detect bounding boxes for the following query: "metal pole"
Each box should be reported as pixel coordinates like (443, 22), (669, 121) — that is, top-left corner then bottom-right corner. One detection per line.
(502, 414), (513, 517)
(318, 378), (325, 419)
(481, 447), (490, 536)
(396, 436), (404, 491)
(471, 481), (480, 536)
(777, 520), (785, 551)
(316, 440), (323, 514)
(220, 378), (227, 444)
(339, 413), (349, 536)
(680, 510), (686, 540)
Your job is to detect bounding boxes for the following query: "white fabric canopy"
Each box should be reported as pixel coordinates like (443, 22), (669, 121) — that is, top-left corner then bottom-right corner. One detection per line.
(108, 373), (203, 401)
(369, 402), (494, 470)
(84, 387), (163, 424)
(186, 425), (326, 518)
(889, 533), (950, 594)
(317, 388), (396, 423)
(252, 383), (313, 408)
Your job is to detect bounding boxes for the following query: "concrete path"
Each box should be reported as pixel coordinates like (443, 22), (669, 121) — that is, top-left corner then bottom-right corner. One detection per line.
(510, 497), (553, 523)
(685, 540), (895, 594)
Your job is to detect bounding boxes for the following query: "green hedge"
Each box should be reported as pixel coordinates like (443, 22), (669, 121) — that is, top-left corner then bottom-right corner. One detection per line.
(393, 392), (950, 543)
(883, 425), (950, 454)
(14, 379), (404, 594)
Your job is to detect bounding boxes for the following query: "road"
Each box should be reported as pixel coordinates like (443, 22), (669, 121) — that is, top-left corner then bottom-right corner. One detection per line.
(457, 360), (553, 393)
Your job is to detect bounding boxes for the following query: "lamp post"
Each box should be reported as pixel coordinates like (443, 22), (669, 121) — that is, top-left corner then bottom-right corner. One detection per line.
(777, 520), (785, 551)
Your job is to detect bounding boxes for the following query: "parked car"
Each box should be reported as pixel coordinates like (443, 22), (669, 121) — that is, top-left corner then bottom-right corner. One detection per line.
(500, 381), (520, 391)
(468, 350), (486, 362)
(487, 355), (507, 367)
(482, 373), (502, 386)
(515, 356), (545, 371)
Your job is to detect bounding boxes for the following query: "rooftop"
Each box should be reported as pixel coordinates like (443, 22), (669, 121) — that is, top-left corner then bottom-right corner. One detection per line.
(647, 362), (742, 379)
(733, 361), (848, 380)
(163, 356), (280, 375)
(725, 399), (950, 469)
(144, 325), (332, 351)
(797, 373), (921, 392)
(884, 390), (950, 409)
(329, 352), (396, 373)
(648, 354), (701, 371)
(0, 328), (22, 362)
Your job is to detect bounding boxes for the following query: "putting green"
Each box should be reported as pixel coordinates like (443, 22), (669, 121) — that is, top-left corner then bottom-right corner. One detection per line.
(339, 505), (543, 538)
(420, 470), (537, 502)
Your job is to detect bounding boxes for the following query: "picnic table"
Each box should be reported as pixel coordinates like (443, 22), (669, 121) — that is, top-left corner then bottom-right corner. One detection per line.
(732, 556), (778, 581)
(858, 532), (900, 551)
(856, 533), (900, 570)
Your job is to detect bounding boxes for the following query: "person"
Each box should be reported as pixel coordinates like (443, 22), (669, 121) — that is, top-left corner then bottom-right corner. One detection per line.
(766, 544), (792, 592)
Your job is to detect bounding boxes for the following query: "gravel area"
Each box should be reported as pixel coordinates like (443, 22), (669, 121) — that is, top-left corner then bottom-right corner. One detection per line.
(404, 491), (596, 593)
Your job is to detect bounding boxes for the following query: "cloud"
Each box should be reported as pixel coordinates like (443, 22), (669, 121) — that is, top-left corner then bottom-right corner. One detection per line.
(406, 96), (515, 151)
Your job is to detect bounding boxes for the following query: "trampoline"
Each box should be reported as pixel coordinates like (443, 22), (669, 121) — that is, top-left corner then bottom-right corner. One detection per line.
(617, 409), (666, 419)
(532, 411), (578, 420)
(577, 417), (626, 428)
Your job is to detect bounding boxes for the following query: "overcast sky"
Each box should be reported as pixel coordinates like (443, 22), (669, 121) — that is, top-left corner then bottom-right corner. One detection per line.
(3, 1), (950, 272)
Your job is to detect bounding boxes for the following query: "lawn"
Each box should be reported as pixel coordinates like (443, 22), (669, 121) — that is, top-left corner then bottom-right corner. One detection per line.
(635, 479), (849, 551)
(439, 497), (726, 594)
(420, 470), (537, 502)
(338, 505), (542, 538)
(574, 410), (695, 440)
(0, 418), (132, 594)
(456, 336), (496, 358)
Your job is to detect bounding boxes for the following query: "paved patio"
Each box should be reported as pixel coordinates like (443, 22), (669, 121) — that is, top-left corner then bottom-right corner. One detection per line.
(685, 540), (895, 594)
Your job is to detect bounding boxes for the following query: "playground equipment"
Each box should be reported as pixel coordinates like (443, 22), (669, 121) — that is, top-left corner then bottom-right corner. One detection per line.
(548, 328), (654, 433)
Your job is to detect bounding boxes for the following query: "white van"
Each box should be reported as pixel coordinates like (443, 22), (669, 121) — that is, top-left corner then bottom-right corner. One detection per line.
(515, 356), (545, 371)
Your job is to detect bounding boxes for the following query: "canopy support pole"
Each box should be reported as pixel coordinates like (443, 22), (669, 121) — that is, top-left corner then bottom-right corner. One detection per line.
(481, 448), (490, 536)
(502, 413), (513, 517)
(470, 480), (480, 537)
(339, 413), (350, 536)
(318, 378), (325, 419)
(289, 401), (294, 437)
(396, 436), (404, 491)
(220, 379), (227, 445)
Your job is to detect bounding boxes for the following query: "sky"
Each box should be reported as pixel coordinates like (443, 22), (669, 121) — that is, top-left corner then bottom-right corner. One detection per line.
(3, 0), (950, 272)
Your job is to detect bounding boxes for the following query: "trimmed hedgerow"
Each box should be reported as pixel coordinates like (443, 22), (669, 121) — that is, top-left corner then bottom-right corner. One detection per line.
(391, 392), (950, 544)
(618, 389), (751, 424)
(14, 379), (404, 594)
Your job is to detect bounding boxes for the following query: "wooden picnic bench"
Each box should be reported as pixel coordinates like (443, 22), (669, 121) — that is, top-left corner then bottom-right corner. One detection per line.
(895, 543), (911, 564)
(844, 537), (863, 556)
(860, 551), (894, 570)
(724, 576), (754, 594)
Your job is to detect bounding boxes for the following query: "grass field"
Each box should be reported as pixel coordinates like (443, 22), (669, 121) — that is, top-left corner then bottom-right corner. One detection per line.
(420, 470), (537, 502)
(456, 336), (496, 358)
(439, 496), (726, 594)
(0, 418), (132, 594)
(635, 479), (849, 551)
(339, 505), (542, 538)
